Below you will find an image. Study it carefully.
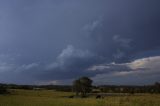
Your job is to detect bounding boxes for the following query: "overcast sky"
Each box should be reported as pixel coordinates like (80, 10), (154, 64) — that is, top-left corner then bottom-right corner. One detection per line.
(0, 0), (160, 85)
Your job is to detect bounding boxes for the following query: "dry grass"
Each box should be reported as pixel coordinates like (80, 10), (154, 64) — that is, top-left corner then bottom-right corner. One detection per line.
(0, 89), (160, 106)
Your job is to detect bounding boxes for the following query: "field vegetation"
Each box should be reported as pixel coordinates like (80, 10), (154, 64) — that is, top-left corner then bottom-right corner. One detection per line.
(0, 89), (160, 106)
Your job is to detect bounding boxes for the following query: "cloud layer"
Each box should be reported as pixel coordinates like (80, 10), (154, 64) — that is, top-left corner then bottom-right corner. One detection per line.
(0, 0), (160, 85)
(91, 56), (160, 85)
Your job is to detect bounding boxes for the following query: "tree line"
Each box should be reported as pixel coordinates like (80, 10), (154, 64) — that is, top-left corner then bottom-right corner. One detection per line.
(0, 77), (160, 95)
(72, 77), (160, 97)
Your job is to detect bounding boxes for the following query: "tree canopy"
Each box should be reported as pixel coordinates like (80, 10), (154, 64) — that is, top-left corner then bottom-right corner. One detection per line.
(73, 77), (92, 97)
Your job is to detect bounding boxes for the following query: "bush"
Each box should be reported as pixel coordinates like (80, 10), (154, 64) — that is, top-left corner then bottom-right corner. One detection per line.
(0, 85), (7, 94)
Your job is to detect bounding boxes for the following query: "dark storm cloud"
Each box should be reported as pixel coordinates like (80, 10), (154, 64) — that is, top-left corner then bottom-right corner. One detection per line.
(37, 45), (103, 81)
(0, 0), (160, 85)
(84, 0), (160, 63)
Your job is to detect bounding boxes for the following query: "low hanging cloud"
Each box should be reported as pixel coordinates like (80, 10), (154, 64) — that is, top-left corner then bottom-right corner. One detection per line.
(46, 45), (96, 70)
(37, 45), (103, 82)
(0, 48), (160, 85)
(38, 55), (160, 85)
(0, 63), (40, 84)
(89, 56), (160, 73)
(90, 56), (160, 85)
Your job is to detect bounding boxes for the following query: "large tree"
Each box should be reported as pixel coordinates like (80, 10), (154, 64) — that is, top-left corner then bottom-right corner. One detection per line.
(73, 77), (92, 97)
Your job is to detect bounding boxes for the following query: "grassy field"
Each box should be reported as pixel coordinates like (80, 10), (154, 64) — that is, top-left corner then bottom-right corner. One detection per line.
(0, 89), (160, 106)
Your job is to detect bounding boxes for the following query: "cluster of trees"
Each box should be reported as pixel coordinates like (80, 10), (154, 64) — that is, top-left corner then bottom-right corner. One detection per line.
(0, 83), (72, 92)
(97, 82), (160, 94)
(72, 77), (160, 96)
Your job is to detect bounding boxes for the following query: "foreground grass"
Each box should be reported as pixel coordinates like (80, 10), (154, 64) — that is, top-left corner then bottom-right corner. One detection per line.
(0, 89), (160, 106)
